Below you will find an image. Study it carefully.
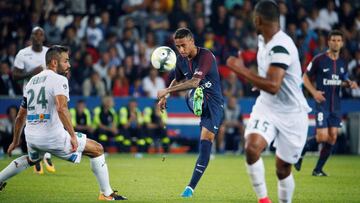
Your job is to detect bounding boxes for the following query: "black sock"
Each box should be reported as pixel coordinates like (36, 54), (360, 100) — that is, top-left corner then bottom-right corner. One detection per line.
(301, 136), (318, 157)
(314, 143), (333, 172)
(188, 140), (212, 189)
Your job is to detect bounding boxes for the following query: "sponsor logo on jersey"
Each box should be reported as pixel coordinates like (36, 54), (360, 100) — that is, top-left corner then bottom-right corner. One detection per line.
(323, 74), (342, 86)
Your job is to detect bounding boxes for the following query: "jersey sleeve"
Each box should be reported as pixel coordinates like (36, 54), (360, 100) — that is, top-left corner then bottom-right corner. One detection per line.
(14, 51), (25, 70)
(193, 50), (215, 79)
(269, 45), (291, 70)
(306, 56), (320, 77)
(53, 76), (70, 101)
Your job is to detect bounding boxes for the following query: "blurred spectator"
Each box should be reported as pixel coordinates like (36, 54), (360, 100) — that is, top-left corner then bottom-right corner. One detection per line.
(0, 61), (21, 96)
(148, 0), (170, 45)
(97, 11), (113, 38)
(63, 26), (80, 55)
(129, 78), (145, 97)
(193, 16), (206, 47)
(142, 68), (165, 98)
(86, 15), (103, 48)
(168, 0), (191, 31)
(356, 9), (360, 31)
(69, 100), (94, 139)
(43, 11), (62, 45)
(82, 71), (106, 97)
(318, 0), (339, 31)
(306, 8), (322, 32)
(210, 4), (230, 37)
(121, 0), (150, 37)
(278, 1), (288, 31)
(108, 46), (122, 67)
(143, 102), (170, 153)
(313, 34), (328, 56)
(216, 96), (244, 153)
(191, 0), (206, 22)
(123, 55), (140, 84)
(72, 53), (94, 86)
(112, 67), (129, 97)
(93, 51), (111, 80)
(116, 27), (140, 65)
(222, 72), (244, 98)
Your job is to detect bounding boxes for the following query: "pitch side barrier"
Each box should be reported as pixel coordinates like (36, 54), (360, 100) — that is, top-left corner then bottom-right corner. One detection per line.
(1, 96), (360, 139)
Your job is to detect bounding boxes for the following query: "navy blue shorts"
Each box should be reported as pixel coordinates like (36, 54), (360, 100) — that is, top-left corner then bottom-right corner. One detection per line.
(186, 89), (224, 135)
(315, 111), (341, 128)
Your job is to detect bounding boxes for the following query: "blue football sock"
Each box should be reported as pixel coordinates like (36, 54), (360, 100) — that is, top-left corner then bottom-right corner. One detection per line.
(314, 143), (333, 172)
(188, 140), (212, 189)
(301, 136), (317, 157)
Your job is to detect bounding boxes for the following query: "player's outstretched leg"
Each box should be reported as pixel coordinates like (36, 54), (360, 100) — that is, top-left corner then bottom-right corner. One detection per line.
(312, 143), (333, 176)
(84, 139), (127, 200)
(193, 87), (203, 116)
(43, 152), (55, 173)
(0, 155), (37, 189)
(181, 139), (212, 197)
(294, 136), (317, 171)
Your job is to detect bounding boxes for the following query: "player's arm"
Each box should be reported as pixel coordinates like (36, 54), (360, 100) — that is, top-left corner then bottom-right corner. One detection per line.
(227, 56), (285, 94)
(158, 77), (201, 99)
(7, 103), (27, 156)
(342, 80), (359, 89)
(55, 95), (78, 151)
(12, 66), (43, 81)
(303, 73), (326, 103)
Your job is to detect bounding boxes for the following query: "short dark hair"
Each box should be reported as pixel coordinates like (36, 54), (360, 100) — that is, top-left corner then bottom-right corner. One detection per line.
(328, 29), (343, 40)
(174, 28), (193, 39)
(254, 0), (280, 22)
(45, 45), (69, 65)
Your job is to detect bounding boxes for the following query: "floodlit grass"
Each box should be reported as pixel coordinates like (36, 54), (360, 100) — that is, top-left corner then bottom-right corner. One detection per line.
(0, 154), (359, 202)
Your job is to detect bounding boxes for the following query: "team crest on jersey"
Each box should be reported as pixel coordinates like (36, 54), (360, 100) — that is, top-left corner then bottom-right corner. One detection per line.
(63, 84), (67, 89)
(340, 67), (344, 73)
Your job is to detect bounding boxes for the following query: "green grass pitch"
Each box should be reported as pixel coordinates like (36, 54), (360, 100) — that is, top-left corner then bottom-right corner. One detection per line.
(0, 154), (359, 202)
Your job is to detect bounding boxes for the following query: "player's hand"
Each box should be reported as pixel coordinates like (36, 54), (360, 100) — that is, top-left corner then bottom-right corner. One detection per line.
(313, 91), (326, 103)
(226, 56), (245, 71)
(7, 141), (20, 157)
(32, 66), (44, 76)
(157, 89), (169, 100)
(349, 80), (359, 89)
(70, 135), (78, 152)
(158, 97), (167, 113)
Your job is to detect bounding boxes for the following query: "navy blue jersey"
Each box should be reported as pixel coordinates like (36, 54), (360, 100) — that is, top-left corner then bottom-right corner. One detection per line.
(306, 52), (349, 113)
(175, 47), (224, 105)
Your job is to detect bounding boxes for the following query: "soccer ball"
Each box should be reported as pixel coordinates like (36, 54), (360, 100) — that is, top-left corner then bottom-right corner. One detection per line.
(150, 46), (177, 72)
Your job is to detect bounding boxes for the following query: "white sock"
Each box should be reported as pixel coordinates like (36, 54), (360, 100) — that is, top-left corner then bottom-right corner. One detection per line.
(0, 155), (30, 182)
(90, 154), (113, 196)
(246, 158), (267, 199)
(278, 173), (295, 203)
(44, 153), (51, 159)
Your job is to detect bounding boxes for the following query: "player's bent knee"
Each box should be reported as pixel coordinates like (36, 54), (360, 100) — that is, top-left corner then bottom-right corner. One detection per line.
(276, 167), (291, 180)
(244, 144), (262, 160)
(95, 143), (104, 156)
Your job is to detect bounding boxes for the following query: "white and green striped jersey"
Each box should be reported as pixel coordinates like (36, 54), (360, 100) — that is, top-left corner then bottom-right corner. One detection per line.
(256, 30), (311, 113)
